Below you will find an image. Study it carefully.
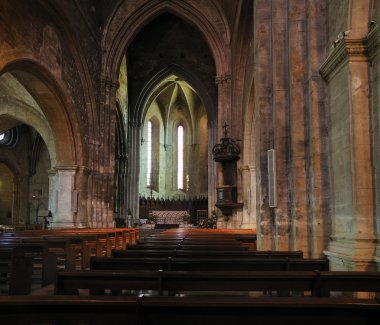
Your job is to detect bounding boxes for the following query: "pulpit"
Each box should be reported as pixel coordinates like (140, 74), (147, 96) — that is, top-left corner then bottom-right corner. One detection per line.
(213, 123), (243, 218)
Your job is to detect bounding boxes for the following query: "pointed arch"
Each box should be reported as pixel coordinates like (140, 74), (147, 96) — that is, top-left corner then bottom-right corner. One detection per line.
(0, 58), (83, 167)
(135, 64), (215, 125)
(102, 1), (230, 82)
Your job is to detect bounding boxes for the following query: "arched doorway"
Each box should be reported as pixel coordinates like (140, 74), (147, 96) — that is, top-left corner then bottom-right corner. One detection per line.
(0, 61), (84, 228)
(0, 125), (51, 227)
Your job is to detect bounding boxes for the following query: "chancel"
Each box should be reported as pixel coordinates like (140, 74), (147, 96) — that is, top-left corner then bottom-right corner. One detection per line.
(1, 0), (380, 324)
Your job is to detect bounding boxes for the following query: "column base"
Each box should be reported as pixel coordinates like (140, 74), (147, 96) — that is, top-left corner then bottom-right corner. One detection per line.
(50, 221), (86, 229)
(240, 222), (256, 229)
(324, 237), (377, 271)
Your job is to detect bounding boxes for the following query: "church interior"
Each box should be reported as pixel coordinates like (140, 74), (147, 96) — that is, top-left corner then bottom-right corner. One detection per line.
(1, 0), (380, 323)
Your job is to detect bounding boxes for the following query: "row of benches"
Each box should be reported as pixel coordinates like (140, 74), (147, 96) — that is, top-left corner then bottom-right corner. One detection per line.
(1, 295), (379, 325)
(52, 228), (377, 298)
(55, 269), (380, 297)
(48, 228), (379, 324)
(3, 227), (380, 324)
(90, 256), (329, 271)
(0, 228), (139, 294)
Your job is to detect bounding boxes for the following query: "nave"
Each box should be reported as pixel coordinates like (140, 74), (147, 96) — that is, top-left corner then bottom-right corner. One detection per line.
(0, 227), (379, 325)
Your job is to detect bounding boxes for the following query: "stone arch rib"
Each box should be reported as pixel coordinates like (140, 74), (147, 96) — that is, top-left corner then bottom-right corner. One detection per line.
(102, 0), (230, 83)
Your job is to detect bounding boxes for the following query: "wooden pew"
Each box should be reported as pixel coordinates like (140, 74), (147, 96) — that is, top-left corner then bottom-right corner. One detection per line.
(0, 228), (138, 270)
(139, 237), (241, 243)
(0, 295), (379, 325)
(0, 295), (137, 325)
(0, 247), (33, 295)
(55, 270), (380, 297)
(139, 296), (380, 325)
(0, 233), (95, 270)
(112, 249), (304, 259)
(90, 256), (328, 272)
(126, 244), (250, 251)
(0, 242), (57, 287)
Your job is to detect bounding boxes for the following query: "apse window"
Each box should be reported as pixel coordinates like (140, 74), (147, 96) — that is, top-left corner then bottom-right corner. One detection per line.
(177, 124), (184, 190)
(146, 121), (152, 187)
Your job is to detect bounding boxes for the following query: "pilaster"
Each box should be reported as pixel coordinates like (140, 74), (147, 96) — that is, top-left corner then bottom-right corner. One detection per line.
(98, 75), (120, 228)
(368, 23), (380, 270)
(320, 36), (376, 270)
(75, 166), (90, 228)
(126, 120), (141, 225)
(48, 166), (78, 228)
(239, 165), (256, 229)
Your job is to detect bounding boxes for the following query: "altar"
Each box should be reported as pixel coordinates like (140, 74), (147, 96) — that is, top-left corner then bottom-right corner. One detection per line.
(152, 210), (187, 225)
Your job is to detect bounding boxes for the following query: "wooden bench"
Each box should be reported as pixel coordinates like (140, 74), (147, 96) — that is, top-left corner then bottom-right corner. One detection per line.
(90, 256), (328, 272)
(55, 270), (380, 297)
(0, 242), (57, 287)
(112, 249), (303, 259)
(138, 295), (380, 325)
(0, 295), (137, 325)
(0, 228), (139, 270)
(138, 240), (243, 246)
(126, 244), (250, 251)
(0, 247), (33, 295)
(0, 295), (379, 325)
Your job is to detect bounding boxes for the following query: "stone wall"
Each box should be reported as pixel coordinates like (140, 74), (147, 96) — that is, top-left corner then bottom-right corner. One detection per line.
(246, 0), (330, 257)
(321, 0), (376, 271)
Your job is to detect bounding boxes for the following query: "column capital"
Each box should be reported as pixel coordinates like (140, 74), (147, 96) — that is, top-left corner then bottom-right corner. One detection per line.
(55, 165), (78, 172)
(100, 75), (120, 90)
(320, 38), (368, 81)
(238, 165), (250, 172)
(47, 168), (57, 176)
(77, 165), (91, 175)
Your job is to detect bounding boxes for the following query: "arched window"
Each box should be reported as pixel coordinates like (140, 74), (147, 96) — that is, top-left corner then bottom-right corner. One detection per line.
(146, 121), (153, 187)
(177, 124), (184, 190)
(0, 128), (18, 147)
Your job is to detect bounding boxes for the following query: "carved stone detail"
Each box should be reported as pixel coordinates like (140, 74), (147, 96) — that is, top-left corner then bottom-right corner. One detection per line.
(320, 38), (368, 81)
(215, 73), (231, 85)
(100, 75), (119, 90)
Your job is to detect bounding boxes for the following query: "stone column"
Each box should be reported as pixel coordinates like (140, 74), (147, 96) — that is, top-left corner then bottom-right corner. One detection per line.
(75, 166), (90, 228)
(208, 119), (218, 219)
(98, 76), (120, 228)
(115, 154), (128, 222)
(126, 121), (141, 225)
(272, 0), (290, 252)
(368, 23), (380, 271)
(321, 38), (376, 271)
(239, 165), (256, 229)
(48, 166), (78, 228)
(288, 0), (309, 255)
(306, 0), (330, 258)
(254, 0), (273, 249)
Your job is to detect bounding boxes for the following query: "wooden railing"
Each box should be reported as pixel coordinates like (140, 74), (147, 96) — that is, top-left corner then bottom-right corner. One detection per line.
(139, 195), (207, 225)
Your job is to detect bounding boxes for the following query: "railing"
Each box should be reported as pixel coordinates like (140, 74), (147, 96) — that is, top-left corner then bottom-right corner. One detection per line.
(139, 195), (208, 225)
